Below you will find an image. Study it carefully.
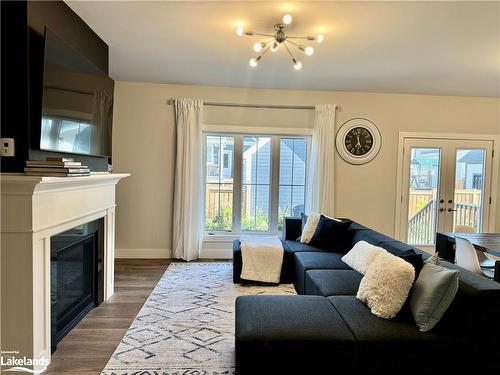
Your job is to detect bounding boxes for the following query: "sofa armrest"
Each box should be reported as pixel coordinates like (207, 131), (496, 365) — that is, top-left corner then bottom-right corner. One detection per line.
(282, 217), (302, 241)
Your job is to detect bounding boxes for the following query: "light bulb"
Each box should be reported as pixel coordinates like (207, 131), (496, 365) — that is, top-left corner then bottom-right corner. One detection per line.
(282, 14), (292, 25)
(293, 61), (302, 70)
(253, 42), (263, 53)
(271, 42), (278, 52)
(304, 46), (314, 56)
(316, 34), (324, 43)
(236, 26), (244, 37)
(249, 58), (258, 67)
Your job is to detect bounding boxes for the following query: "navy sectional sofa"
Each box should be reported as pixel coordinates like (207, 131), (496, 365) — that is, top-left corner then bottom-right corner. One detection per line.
(233, 218), (500, 374)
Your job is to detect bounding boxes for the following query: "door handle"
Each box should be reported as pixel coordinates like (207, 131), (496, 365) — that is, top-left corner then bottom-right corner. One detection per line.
(447, 208), (457, 212)
(438, 207), (445, 212)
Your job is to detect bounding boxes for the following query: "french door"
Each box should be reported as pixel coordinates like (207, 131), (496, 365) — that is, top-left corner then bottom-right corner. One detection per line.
(397, 137), (494, 250)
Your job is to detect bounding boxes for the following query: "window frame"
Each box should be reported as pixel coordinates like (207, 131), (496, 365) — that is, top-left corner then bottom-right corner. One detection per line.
(203, 132), (310, 236)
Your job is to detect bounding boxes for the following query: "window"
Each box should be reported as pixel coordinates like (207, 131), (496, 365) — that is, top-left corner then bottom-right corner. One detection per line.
(204, 134), (308, 234)
(278, 138), (307, 229)
(41, 116), (92, 154)
(205, 136), (234, 231)
(242, 136), (271, 231)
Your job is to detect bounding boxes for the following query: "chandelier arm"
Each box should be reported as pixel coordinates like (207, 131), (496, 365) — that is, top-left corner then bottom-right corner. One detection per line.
(258, 44), (273, 58)
(251, 32), (276, 37)
(285, 36), (314, 40)
(283, 42), (297, 63)
(285, 39), (303, 49)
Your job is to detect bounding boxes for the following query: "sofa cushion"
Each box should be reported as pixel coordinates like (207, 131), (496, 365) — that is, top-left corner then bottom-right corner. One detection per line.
(289, 236), (351, 253)
(235, 295), (356, 374)
(294, 252), (350, 294)
(379, 240), (414, 254)
(284, 240), (323, 254)
(305, 269), (362, 296)
(409, 260), (459, 332)
(233, 239), (299, 284)
(328, 296), (470, 374)
(341, 240), (387, 274)
(378, 240), (424, 279)
(351, 229), (394, 246)
(308, 215), (352, 251)
(357, 251), (415, 319)
(413, 247), (431, 260)
(300, 212), (321, 243)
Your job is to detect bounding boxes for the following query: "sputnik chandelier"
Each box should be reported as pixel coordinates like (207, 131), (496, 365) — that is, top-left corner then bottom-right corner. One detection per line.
(236, 14), (324, 70)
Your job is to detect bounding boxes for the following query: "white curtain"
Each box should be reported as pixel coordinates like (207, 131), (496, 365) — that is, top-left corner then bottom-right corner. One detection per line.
(306, 104), (337, 216)
(172, 98), (204, 261)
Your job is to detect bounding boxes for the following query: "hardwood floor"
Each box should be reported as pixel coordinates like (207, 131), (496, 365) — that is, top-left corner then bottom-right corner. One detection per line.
(45, 259), (171, 375)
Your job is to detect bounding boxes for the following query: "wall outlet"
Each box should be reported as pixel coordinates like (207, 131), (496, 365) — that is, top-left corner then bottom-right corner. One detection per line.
(0, 138), (15, 157)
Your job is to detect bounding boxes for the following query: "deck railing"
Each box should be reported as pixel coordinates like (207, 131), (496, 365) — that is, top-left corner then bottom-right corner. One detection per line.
(454, 202), (481, 231)
(408, 199), (436, 244)
(408, 200), (481, 244)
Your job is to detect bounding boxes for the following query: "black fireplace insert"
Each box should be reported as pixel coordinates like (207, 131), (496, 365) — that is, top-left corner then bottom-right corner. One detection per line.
(50, 218), (104, 353)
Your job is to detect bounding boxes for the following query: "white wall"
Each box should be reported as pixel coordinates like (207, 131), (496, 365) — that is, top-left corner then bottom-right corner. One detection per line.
(112, 81), (500, 258)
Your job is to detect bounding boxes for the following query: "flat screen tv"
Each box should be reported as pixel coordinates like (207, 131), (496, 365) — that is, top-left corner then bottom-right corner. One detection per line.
(40, 28), (113, 157)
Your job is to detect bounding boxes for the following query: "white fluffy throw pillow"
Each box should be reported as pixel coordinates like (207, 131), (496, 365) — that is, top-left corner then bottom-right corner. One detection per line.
(357, 252), (416, 319)
(341, 241), (386, 275)
(300, 212), (321, 243)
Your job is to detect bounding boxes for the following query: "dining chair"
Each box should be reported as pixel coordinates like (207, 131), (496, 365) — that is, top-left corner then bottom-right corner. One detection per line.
(455, 237), (494, 279)
(453, 225), (496, 269)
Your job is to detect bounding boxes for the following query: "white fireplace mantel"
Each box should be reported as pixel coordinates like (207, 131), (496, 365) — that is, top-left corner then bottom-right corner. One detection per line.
(1, 172), (129, 371)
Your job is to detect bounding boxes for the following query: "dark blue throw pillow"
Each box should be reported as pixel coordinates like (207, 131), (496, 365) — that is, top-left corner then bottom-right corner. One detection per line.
(308, 215), (352, 252)
(399, 250), (424, 281)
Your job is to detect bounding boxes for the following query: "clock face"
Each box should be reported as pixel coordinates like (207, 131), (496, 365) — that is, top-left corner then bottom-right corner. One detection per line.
(344, 127), (373, 156)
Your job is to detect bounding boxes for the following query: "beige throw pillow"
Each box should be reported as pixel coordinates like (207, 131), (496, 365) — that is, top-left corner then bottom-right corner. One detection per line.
(357, 251), (416, 319)
(341, 241), (386, 275)
(300, 212), (321, 243)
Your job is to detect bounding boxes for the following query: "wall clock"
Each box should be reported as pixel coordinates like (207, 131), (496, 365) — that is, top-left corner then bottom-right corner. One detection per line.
(336, 118), (381, 165)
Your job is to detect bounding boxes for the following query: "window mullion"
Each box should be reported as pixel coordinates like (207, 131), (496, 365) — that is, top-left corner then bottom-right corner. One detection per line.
(233, 135), (243, 234)
(269, 136), (280, 233)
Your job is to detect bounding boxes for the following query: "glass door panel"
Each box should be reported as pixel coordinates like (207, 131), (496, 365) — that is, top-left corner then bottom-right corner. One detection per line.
(406, 147), (442, 245)
(399, 138), (493, 249)
(451, 148), (487, 232)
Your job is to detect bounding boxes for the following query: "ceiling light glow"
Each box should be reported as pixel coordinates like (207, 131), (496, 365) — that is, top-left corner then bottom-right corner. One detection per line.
(305, 46), (314, 56)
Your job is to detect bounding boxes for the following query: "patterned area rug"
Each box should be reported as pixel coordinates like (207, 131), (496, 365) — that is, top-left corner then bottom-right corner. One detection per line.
(101, 262), (296, 375)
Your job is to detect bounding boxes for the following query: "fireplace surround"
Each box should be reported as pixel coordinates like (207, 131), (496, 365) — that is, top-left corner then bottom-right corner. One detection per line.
(1, 172), (129, 372)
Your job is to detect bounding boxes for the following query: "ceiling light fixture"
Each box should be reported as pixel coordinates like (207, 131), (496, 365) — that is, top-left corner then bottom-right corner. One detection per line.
(236, 14), (324, 70)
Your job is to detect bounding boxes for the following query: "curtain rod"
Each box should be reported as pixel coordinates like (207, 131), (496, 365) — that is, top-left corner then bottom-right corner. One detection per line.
(166, 99), (342, 111)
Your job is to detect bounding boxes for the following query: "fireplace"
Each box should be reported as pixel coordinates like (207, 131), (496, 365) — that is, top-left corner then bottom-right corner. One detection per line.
(1, 173), (128, 371)
(50, 218), (104, 353)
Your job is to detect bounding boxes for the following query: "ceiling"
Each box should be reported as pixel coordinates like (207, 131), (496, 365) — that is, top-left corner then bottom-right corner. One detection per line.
(66, 1), (500, 97)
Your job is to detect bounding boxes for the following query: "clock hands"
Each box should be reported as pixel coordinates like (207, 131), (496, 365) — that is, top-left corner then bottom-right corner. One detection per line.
(356, 134), (362, 148)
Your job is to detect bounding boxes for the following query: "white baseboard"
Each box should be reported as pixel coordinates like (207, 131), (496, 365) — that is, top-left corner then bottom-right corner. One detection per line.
(201, 239), (233, 259)
(116, 246), (233, 259)
(115, 248), (171, 258)
(199, 248), (232, 259)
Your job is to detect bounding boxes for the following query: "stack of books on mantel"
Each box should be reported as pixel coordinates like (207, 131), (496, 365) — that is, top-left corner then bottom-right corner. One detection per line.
(25, 157), (91, 177)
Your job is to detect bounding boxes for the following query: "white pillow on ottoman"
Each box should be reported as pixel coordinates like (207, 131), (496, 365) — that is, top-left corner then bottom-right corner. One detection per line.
(357, 251), (416, 319)
(341, 241), (386, 274)
(300, 212), (321, 243)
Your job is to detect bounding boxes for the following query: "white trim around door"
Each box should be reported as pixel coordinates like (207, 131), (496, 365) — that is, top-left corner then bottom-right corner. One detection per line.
(394, 132), (500, 247)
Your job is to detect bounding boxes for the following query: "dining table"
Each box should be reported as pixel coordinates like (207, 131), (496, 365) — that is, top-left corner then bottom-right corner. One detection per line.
(436, 232), (500, 281)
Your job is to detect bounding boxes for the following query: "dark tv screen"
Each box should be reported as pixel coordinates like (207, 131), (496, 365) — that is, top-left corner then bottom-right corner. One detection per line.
(40, 28), (113, 157)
